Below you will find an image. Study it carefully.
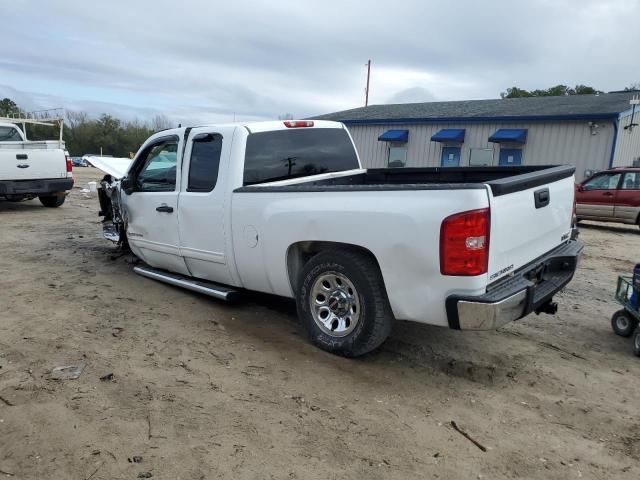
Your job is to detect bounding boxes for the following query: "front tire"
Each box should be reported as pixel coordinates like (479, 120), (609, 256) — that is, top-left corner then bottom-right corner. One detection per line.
(611, 309), (637, 337)
(39, 194), (66, 208)
(296, 249), (393, 357)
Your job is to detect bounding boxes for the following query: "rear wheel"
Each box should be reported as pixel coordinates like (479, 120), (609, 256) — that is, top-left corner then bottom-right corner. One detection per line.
(296, 249), (393, 357)
(39, 194), (66, 208)
(611, 309), (637, 337)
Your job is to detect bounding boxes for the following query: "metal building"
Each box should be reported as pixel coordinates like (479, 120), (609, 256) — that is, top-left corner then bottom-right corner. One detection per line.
(316, 92), (640, 179)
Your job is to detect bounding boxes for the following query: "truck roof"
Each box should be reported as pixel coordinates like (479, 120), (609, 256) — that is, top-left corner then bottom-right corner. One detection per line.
(611, 166), (640, 172)
(157, 120), (345, 136)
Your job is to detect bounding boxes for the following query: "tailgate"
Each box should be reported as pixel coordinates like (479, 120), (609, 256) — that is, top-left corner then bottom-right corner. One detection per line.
(486, 167), (575, 282)
(0, 149), (67, 180)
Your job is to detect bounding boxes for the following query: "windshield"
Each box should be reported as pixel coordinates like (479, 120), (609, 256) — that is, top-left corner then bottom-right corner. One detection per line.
(0, 126), (23, 142)
(243, 128), (359, 185)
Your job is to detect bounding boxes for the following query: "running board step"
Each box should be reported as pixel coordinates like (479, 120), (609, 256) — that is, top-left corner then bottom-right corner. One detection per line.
(133, 265), (240, 301)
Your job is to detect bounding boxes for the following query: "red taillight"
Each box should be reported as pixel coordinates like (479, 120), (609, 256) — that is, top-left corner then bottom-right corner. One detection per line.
(284, 120), (314, 128)
(65, 155), (73, 173)
(440, 208), (490, 276)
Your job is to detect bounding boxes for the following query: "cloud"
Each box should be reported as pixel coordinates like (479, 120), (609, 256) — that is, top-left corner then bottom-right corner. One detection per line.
(1, 0), (639, 123)
(387, 87), (436, 104)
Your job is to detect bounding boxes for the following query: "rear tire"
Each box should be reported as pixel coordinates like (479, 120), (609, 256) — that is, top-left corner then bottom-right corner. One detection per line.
(633, 329), (640, 357)
(611, 309), (637, 337)
(39, 194), (66, 208)
(296, 249), (394, 357)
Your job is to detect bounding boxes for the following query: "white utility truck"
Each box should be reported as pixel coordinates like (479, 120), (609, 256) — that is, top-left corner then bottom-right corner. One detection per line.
(97, 120), (582, 356)
(0, 114), (73, 207)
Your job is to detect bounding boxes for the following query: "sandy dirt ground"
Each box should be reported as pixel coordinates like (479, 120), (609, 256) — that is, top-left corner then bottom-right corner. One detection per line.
(1, 168), (639, 480)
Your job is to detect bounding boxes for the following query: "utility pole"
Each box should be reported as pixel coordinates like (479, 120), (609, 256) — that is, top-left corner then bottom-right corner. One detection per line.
(365, 60), (371, 107)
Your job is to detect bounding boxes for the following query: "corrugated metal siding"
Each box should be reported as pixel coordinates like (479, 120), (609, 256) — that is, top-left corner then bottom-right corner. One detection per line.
(348, 120), (614, 179)
(613, 113), (640, 167)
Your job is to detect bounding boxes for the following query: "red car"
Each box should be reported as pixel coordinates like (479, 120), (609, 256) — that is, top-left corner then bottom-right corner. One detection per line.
(576, 167), (640, 229)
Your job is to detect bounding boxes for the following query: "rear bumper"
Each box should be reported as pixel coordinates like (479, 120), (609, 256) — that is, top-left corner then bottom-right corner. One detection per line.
(446, 240), (583, 330)
(0, 178), (74, 196)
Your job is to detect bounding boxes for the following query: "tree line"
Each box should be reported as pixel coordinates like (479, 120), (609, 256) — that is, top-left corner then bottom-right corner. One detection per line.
(501, 83), (639, 98)
(0, 98), (172, 157)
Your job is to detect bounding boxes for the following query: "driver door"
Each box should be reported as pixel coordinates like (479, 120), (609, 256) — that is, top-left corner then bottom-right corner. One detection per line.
(123, 135), (190, 275)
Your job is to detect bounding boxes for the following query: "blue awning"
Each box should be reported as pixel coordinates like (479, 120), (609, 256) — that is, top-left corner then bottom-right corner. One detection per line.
(488, 128), (528, 144)
(378, 129), (409, 142)
(431, 128), (465, 143)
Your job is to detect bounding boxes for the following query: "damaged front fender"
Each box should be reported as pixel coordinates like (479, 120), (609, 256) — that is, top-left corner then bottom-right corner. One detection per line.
(98, 175), (128, 247)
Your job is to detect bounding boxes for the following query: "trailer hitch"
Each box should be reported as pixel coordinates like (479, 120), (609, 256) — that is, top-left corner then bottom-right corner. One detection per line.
(535, 300), (558, 315)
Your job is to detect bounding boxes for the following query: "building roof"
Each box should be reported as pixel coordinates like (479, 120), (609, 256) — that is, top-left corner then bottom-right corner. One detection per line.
(314, 91), (640, 124)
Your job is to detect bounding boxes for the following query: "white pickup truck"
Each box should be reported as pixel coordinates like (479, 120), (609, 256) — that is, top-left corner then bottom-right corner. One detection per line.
(97, 120), (582, 356)
(0, 122), (73, 207)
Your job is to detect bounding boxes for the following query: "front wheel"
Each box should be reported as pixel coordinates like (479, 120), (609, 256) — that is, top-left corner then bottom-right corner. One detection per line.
(296, 249), (394, 357)
(39, 194), (66, 208)
(633, 329), (640, 357)
(611, 309), (637, 337)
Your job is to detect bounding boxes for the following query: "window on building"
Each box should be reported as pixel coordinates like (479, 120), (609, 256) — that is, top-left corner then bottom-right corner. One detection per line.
(440, 146), (461, 167)
(388, 146), (407, 167)
(498, 148), (523, 166)
(583, 173), (621, 191)
(469, 148), (493, 166)
(188, 133), (223, 192)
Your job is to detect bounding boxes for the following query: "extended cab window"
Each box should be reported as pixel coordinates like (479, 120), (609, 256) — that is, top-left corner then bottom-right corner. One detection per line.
(0, 126), (22, 141)
(243, 128), (359, 185)
(136, 140), (178, 192)
(583, 173), (621, 191)
(188, 133), (222, 192)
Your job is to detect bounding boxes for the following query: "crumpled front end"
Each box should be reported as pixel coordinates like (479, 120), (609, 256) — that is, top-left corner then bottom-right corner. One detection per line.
(98, 175), (127, 246)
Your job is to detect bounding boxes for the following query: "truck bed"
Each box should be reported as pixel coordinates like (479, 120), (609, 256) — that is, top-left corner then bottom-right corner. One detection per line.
(236, 165), (575, 196)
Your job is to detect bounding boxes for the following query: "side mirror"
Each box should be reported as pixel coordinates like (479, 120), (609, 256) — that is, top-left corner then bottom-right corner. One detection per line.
(121, 176), (134, 195)
(577, 184), (584, 192)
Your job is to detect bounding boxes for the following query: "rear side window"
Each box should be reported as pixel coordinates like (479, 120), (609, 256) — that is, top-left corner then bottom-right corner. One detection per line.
(243, 128), (359, 185)
(188, 133), (223, 192)
(621, 172), (640, 190)
(0, 126), (22, 141)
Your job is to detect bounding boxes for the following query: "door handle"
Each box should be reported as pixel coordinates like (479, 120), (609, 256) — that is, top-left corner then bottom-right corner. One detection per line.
(156, 205), (174, 213)
(602, 192), (614, 196)
(534, 187), (550, 209)
(17, 164), (30, 169)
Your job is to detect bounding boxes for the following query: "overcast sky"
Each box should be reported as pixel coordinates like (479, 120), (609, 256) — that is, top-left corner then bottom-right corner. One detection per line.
(1, 0), (639, 125)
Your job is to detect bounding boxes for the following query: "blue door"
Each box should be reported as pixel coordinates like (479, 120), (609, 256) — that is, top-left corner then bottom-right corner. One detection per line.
(498, 148), (523, 166)
(440, 147), (461, 167)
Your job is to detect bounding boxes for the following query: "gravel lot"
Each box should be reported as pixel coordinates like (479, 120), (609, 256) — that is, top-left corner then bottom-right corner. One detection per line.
(1, 168), (639, 480)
